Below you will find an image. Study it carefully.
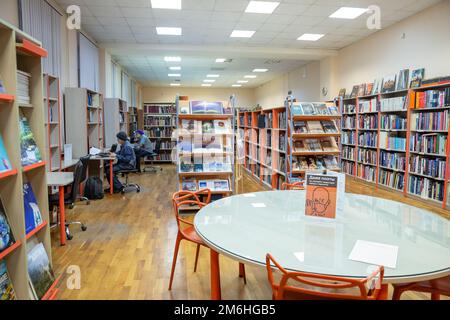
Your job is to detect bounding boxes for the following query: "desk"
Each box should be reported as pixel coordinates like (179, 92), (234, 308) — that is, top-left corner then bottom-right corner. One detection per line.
(194, 191), (450, 300)
(47, 172), (74, 246)
(61, 159), (79, 170)
(89, 155), (116, 195)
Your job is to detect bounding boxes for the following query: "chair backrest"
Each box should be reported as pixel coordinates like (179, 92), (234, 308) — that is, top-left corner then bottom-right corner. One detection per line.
(171, 189), (212, 229)
(281, 181), (305, 190)
(69, 161), (84, 203)
(266, 254), (385, 300)
(79, 155), (91, 183)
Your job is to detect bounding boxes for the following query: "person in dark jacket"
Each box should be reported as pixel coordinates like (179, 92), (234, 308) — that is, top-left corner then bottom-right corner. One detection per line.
(105, 131), (136, 193)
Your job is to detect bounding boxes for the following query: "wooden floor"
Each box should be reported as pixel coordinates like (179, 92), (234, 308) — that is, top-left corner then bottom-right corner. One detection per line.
(51, 165), (448, 300)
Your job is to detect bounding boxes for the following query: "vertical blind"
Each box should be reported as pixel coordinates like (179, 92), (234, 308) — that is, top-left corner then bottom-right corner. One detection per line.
(121, 72), (130, 104)
(78, 33), (100, 92)
(19, 0), (62, 77)
(112, 61), (121, 99)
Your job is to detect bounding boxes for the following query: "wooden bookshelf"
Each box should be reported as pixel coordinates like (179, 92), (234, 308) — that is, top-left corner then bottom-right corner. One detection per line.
(176, 97), (235, 200)
(43, 74), (61, 172)
(339, 83), (450, 210)
(238, 107), (287, 190)
(143, 102), (177, 162)
(0, 18), (55, 299)
(128, 106), (138, 137)
(104, 98), (128, 148)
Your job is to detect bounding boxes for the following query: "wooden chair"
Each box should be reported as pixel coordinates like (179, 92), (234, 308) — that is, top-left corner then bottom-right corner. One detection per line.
(392, 276), (450, 300)
(266, 254), (387, 300)
(169, 189), (246, 290)
(281, 181), (305, 190)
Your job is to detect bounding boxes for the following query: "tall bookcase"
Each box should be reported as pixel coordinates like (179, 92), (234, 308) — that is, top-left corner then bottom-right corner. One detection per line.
(238, 107), (287, 189)
(65, 88), (105, 158)
(143, 102), (177, 162)
(128, 106), (138, 137)
(176, 97), (235, 202)
(43, 74), (61, 172)
(339, 85), (450, 209)
(104, 98), (129, 148)
(0, 19), (57, 299)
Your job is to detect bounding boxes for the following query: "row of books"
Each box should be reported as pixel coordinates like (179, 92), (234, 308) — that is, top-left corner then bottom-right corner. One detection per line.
(343, 115), (356, 129)
(146, 127), (173, 138)
(342, 132), (356, 145)
(410, 133), (447, 155)
(408, 176), (445, 202)
(411, 110), (449, 131)
(343, 104), (356, 114)
(358, 98), (378, 113)
(87, 92), (100, 108)
(380, 151), (406, 171)
(379, 170), (404, 191)
(178, 101), (233, 115)
(153, 153), (171, 161)
(144, 117), (175, 127)
(357, 164), (376, 182)
(409, 156), (446, 179)
(257, 113), (273, 129)
(358, 149), (377, 165)
(293, 138), (339, 153)
(380, 96), (407, 112)
(414, 88), (450, 109)
(152, 141), (176, 150)
(17, 70), (31, 105)
(278, 111), (287, 129)
(341, 160), (356, 175)
(291, 102), (339, 116)
(292, 156), (339, 171)
(144, 104), (176, 114)
(293, 121), (338, 134)
(358, 114), (378, 130)
(181, 178), (230, 192)
(380, 115), (407, 130)
(358, 132), (377, 148)
(342, 146), (355, 160)
(379, 133), (406, 151)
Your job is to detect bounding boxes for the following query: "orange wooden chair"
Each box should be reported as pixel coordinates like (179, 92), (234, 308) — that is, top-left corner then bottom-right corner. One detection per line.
(392, 276), (450, 300)
(169, 189), (246, 290)
(266, 254), (387, 300)
(281, 181), (305, 190)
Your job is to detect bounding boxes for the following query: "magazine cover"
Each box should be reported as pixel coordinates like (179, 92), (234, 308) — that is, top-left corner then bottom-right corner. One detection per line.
(222, 103), (233, 115)
(382, 74), (397, 93)
(0, 134), (12, 173)
(202, 135), (223, 151)
(305, 174), (338, 219)
(291, 103), (304, 115)
(0, 199), (15, 254)
(365, 83), (374, 95)
(372, 79), (382, 94)
(300, 103), (315, 115)
(213, 120), (231, 134)
(396, 69), (410, 91)
(338, 88), (346, 97)
(190, 101), (223, 114)
(181, 178), (197, 191)
(214, 180), (230, 191)
(321, 121), (338, 133)
(19, 115), (42, 166)
(202, 120), (214, 134)
(410, 68), (425, 88)
(178, 101), (190, 114)
(177, 135), (193, 153)
(350, 85), (359, 97)
(23, 182), (43, 234)
(357, 84), (366, 97)
(0, 260), (16, 300)
(327, 105), (339, 115)
(27, 242), (55, 300)
(313, 103), (330, 115)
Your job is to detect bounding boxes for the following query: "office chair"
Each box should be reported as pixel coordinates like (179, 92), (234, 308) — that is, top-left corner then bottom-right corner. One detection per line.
(142, 139), (163, 173)
(49, 161), (87, 240)
(77, 155), (91, 206)
(118, 149), (141, 194)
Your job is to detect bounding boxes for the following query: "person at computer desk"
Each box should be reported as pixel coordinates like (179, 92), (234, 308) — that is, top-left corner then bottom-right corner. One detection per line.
(134, 130), (154, 172)
(105, 131), (136, 193)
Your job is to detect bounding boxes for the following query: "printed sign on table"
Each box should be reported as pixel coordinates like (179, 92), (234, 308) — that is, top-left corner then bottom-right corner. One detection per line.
(305, 174), (338, 219)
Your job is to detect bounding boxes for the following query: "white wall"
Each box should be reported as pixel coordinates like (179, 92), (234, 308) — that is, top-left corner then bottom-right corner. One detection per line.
(142, 86), (256, 108)
(0, 0), (19, 27)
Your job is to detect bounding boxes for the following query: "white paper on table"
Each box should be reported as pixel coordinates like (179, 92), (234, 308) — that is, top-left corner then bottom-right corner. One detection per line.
(349, 240), (399, 269)
(89, 147), (101, 155)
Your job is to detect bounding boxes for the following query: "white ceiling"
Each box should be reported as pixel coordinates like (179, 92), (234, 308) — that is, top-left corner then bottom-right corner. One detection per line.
(55, 0), (441, 87)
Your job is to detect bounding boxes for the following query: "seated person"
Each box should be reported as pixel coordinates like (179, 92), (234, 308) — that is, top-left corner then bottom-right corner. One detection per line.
(133, 130), (154, 171)
(105, 131), (136, 193)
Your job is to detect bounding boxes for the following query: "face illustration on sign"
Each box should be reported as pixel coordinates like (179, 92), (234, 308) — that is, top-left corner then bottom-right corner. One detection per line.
(311, 187), (331, 215)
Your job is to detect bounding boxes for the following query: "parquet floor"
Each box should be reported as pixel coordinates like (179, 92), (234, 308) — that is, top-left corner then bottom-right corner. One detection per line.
(51, 165), (448, 300)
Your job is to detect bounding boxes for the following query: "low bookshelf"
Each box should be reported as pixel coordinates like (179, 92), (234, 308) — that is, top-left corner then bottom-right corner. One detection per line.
(143, 102), (177, 163)
(43, 74), (61, 172)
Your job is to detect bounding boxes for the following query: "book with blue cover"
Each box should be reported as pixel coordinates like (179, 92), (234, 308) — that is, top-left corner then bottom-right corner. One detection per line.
(0, 199), (15, 254)
(23, 182), (43, 234)
(0, 260), (16, 300)
(190, 101), (223, 114)
(0, 134), (12, 173)
(19, 115), (42, 166)
(291, 103), (304, 115)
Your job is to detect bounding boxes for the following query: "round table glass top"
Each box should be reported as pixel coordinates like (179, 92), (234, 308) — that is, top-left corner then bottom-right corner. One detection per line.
(194, 191), (450, 283)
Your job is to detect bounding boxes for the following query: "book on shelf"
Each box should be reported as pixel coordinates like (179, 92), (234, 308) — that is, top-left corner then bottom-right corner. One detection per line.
(379, 170), (404, 190)
(411, 110), (449, 131)
(19, 114), (43, 166)
(410, 156), (446, 179)
(364, 83), (374, 96)
(323, 156), (339, 170)
(350, 85), (359, 98)
(0, 260), (16, 300)
(181, 178), (197, 191)
(372, 79), (382, 95)
(301, 103), (315, 115)
(0, 199), (15, 254)
(198, 179), (230, 192)
(359, 132), (378, 148)
(342, 146), (355, 160)
(359, 98), (378, 113)
(294, 141), (306, 152)
(313, 103), (330, 115)
(291, 103), (304, 115)
(322, 121), (338, 133)
(307, 121), (324, 133)
(320, 138), (339, 152)
(408, 176), (444, 202)
(357, 84), (366, 97)
(343, 104), (356, 114)
(190, 101), (224, 115)
(380, 96), (407, 112)
(357, 164), (376, 182)
(0, 134), (12, 173)
(338, 88), (346, 97)
(0, 77), (6, 94)
(396, 69), (410, 91)
(410, 133), (447, 155)
(294, 121), (308, 133)
(381, 114), (407, 130)
(305, 139), (322, 152)
(414, 89), (450, 109)
(328, 105), (339, 115)
(382, 74), (397, 93)
(16, 70), (31, 105)
(410, 68), (425, 88)
(380, 151), (406, 171)
(23, 182), (43, 234)
(27, 240), (55, 300)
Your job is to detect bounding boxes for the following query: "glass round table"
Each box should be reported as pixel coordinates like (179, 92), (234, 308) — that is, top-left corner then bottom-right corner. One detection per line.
(194, 191), (450, 300)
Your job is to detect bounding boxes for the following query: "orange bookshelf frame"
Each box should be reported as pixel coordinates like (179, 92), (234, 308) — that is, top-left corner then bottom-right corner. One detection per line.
(22, 161), (46, 173)
(41, 275), (62, 300)
(25, 220), (48, 240)
(0, 168), (18, 180)
(0, 94), (15, 103)
(16, 39), (48, 58)
(0, 240), (22, 260)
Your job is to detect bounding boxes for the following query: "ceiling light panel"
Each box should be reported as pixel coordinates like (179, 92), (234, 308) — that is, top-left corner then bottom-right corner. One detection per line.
(297, 33), (324, 41)
(164, 56), (181, 62)
(203, 79), (216, 83)
(168, 74), (181, 77)
(253, 69), (268, 72)
(156, 27), (182, 35)
(169, 66), (181, 70)
(215, 58), (226, 63)
(230, 30), (256, 38)
(170, 83), (181, 86)
(151, 0), (181, 10)
(245, 1), (280, 14)
(237, 80), (249, 83)
(329, 7), (368, 19)
(207, 74), (220, 78)
(244, 75), (257, 79)
(202, 84), (212, 87)
(232, 84), (242, 87)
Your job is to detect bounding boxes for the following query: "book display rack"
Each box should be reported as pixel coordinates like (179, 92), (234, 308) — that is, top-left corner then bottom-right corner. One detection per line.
(143, 102), (177, 162)
(175, 97), (235, 203)
(0, 18), (58, 300)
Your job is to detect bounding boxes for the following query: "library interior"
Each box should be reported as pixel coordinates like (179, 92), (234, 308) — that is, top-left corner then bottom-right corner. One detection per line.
(0, 0), (449, 302)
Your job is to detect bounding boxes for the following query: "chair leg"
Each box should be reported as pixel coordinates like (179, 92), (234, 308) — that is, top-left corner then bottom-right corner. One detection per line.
(194, 244), (201, 273)
(392, 286), (404, 300)
(168, 233), (182, 291)
(431, 293), (441, 300)
(239, 263), (247, 285)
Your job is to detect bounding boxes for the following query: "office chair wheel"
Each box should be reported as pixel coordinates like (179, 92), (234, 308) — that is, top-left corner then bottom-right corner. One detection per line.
(121, 190), (125, 195)
(66, 227), (73, 241)
(137, 188), (141, 193)
(86, 201), (90, 205)
(69, 203), (74, 209)
(81, 225), (87, 232)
